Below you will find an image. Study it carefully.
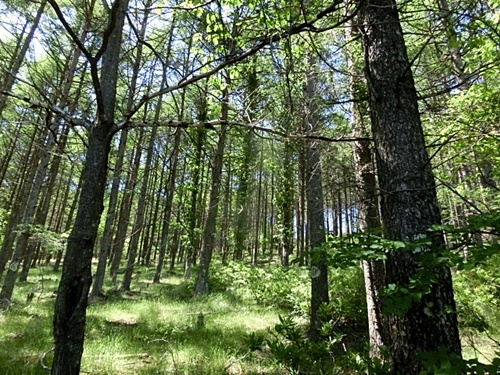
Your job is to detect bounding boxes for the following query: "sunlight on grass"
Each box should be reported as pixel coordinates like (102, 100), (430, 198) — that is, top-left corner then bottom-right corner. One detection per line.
(77, 268), (284, 374)
(3, 263), (497, 374)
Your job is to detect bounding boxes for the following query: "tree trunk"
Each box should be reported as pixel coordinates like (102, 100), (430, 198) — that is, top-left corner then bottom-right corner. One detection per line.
(304, 63), (329, 341)
(359, 1), (462, 373)
(153, 128), (182, 283)
(1, 123), (55, 303)
(0, 0), (47, 116)
(51, 0), (129, 373)
(346, 14), (388, 359)
(194, 84), (229, 296)
(52, 125), (112, 374)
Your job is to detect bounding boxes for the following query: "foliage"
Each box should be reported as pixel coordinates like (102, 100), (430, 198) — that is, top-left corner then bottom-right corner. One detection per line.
(418, 348), (500, 375)
(28, 225), (67, 256)
(210, 261), (310, 315)
(265, 314), (335, 374)
(453, 252), (500, 333)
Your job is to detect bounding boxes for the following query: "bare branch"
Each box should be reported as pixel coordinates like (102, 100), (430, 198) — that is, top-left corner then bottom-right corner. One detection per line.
(128, 118), (372, 143)
(170, 0), (214, 11)
(115, 0), (350, 131)
(47, 0), (103, 115)
(0, 90), (89, 127)
(46, 0), (94, 64)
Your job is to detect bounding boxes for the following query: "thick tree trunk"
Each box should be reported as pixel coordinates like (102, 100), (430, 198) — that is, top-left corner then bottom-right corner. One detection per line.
(51, 0), (129, 373)
(52, 125), (111, 374)
(359, 1), (462, 373)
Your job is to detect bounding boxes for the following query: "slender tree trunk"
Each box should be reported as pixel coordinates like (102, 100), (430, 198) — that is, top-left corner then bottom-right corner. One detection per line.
(184, 119), (207, 278)
(0, 0), (47, 116)
(194, 84), (229, 295)
(220, 158), (231, 264)
(346, 13), (388, 358)
(304, 64), (329, 341)
(1, 123), (55, 303)
(0, 123), (22, 188)
(278, 140), (294, 268)
(116, 2), (155, 292)
(359, 1), (461, 373)
(109, 131), (143, 283)
(153, 128), (182, 283)
(0, 124), (40, 276)
(253, 141), (264, 265)
(121, 124), (155, 290)
(54, 170), (82, 273)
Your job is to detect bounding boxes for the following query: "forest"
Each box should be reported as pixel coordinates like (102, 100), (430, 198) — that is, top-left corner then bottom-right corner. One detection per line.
(0, 0), (499, 374)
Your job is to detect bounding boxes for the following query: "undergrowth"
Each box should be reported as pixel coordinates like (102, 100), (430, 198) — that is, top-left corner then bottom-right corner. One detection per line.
(0, 251), (498, 374)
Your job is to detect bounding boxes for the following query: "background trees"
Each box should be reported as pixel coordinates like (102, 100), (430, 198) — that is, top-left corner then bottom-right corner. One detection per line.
(0, 0), (499, 373)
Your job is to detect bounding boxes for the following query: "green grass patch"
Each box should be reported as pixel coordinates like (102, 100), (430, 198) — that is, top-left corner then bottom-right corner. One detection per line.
(0, 260), (499, 374)
(0, 265), (285, 374)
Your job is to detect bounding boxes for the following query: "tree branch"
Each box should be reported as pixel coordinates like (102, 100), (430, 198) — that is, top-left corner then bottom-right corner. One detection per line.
(0, 90), (89, 128)
(115, 0), (349, 131)
(127, 118), (372, 143)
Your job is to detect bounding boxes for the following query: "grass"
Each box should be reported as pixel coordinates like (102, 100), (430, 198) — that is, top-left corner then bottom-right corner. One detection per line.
(0, 265), (285, 375)
(0, 262), (499, 374)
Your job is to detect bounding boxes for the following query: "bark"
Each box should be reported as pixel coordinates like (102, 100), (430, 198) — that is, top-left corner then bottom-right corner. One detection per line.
(18, 11), (88, 282)
(92, 129), (128, 293)
(233, 67), (258, 261)
(109, 132), (143, 283)
(304, 64), (329, 341)
(0, 122), (21, 188)
(184, 122), (207, 278)
(253, 141), (265, 265)
(359, 1), (462, 373)
(346, 15), (388, 359)
(52, 125), (112, 374)
(121, 127), (150, 291)
(0, 124), (40, 277)
(54, 171), (82, 273)
(278, 141), (294, 268)
(1, 124), (54, 303)
(220, 158), (231, 264)
(51, 0), (129, 373)
(194, 85), (229, 296)
(94, 2), (152, 295)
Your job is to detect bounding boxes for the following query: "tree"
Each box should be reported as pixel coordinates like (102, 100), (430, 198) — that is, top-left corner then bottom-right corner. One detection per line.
(358, 0), (462, 372)
(194, 83), (229, 295)
(304, 60), (329, 341)
(346, 13), (387, 359)
(50, 0), (130, 372)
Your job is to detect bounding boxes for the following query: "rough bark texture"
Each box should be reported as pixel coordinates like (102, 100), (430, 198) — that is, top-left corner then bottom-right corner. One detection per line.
(359, 1), (462, 373)
(52, 126), (111, 374)
(51, 1), (129, 373)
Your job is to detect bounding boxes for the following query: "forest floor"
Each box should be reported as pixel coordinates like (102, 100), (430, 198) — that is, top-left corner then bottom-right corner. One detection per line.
(0, 265), (287, 375)
(0, 263), (499, 374)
